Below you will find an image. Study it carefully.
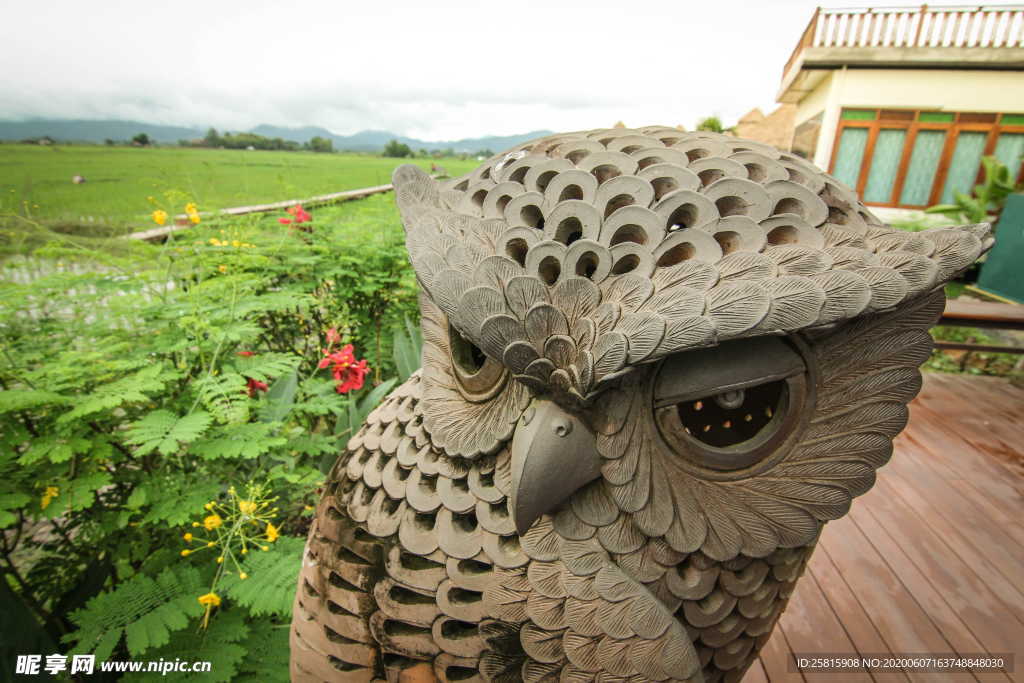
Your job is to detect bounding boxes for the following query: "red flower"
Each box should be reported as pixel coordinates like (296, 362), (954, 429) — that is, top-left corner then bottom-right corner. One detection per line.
(318, 343), (369, 394)
(325, 327), (341, 345)
(237, 350), (255, 357)
(245, 377), (269, 397)
(280, 204), (312, 225)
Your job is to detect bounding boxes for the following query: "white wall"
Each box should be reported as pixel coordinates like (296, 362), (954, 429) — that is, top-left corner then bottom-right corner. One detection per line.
(791, 68), (1024, 169)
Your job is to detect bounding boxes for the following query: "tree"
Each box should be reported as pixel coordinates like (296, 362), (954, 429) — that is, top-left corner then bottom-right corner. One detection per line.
(696, 116), (724, 133)
(382, 139), (413, 158)
(204, 128), (221, 147)
(132, 133), (151, 146)
(308, 136), (333, 153)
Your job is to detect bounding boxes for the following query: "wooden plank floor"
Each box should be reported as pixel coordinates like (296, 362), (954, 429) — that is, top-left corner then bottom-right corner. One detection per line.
(747, 373), (1024, 682)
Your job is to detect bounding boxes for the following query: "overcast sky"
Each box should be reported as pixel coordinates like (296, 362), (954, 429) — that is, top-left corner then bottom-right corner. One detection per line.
(1, 0), (850, 141)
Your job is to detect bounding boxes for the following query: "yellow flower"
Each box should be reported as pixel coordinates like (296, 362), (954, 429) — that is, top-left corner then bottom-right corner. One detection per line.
(197, 592), (221, 607)
(265, 522), (280, 543)
(209, 238), (219, 246)
(183, 533), (193, 542)
(218, 265), (227, 273)
(189, 212), (201, 224)
(152, 210), (168, 226)
(231, 240), (241, 248)
(217, 556), (224, 563)
(207, 541), (215, 547)
(185, 202), (197, 214)
(238, 500), (257, 515)
(239, 572), (248, 580)
(203, 514), (223, 531)
(260, 545), (269, 551)
(181, 549), (191, 556)
(41, 486), (59, 510)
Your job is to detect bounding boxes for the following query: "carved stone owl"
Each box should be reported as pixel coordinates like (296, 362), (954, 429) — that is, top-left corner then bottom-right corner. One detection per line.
(290, 127), (991, 682)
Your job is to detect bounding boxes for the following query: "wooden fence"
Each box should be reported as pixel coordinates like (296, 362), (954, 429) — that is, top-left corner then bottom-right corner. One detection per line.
(125, 182), (397, 242)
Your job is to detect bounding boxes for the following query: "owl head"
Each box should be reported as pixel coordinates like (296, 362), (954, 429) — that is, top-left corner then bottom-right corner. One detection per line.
(392, 126), (991, 561)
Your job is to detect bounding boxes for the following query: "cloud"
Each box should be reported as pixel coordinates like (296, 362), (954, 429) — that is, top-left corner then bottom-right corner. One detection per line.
(0, 0), (827, 140)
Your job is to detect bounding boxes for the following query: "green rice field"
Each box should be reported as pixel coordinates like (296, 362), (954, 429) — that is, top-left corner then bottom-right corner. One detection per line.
(0, 144), (477, 228)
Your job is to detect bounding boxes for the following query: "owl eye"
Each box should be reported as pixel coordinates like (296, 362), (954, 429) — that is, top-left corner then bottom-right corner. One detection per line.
(652, 337), (811, 472)
(447, 323), (506, 400)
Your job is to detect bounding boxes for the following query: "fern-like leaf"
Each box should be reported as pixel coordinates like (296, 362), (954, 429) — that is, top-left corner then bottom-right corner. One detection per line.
(66, 566), (203, 659)
(195, 373), (249, 424)
(233, 619), (291, 683)
(125, 410), (212, 456)
(219, 536), (304, 617)
(128, 609), (249, 682)
(139, 478), (222, 526)
(188, 423), (286, 460)
(59, 364), (171, 423)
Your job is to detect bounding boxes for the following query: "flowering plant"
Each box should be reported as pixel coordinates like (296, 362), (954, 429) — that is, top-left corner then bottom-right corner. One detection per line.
(0, 193), (421, 678)
(278, 204), (312, 225)
(318, 340), (369, 394)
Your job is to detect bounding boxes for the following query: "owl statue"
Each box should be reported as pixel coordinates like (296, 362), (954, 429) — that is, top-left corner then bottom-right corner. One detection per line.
(290, 127), (992, 682)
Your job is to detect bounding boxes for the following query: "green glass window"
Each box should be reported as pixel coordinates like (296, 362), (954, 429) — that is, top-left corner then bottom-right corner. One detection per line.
(832, 127), (869, 190)
(899, 130), (946, 206)
(863, 129), (907, 204)
(918, 112), (954, 123)
(940, 131), (987, 203)
(994, 133), (1024, 179)
(841, 110), (877, 121)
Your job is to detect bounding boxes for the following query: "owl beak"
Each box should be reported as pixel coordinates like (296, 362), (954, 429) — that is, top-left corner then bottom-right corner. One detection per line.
(510, 400), (602, 535)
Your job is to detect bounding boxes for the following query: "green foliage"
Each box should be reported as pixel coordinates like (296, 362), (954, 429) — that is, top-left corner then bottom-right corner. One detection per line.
(392, 315), (424, 382)
(132, 610), (250, 682)
(131, 133), (151, 146)
(307, 136), (334, 153)
(66, 566), (204, 659)
(927, 323), (1020, 376)
(696, 116), (724, 133)
(220, 537), (305, 616)
(383, 139), (413, 158)
(926, 155), (1023, 225)
(0, 191), (425, 677)
(0, 145), (477, 235)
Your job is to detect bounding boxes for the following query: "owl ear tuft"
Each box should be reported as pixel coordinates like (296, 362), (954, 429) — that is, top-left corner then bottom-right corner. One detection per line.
(392, 164), (441, 230)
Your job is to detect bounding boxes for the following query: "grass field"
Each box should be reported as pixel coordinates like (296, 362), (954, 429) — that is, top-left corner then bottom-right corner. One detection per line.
(0, 144), (477, 227)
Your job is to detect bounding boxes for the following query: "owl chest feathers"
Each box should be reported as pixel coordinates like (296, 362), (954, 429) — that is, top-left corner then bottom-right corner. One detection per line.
(291, 372), (809, 682)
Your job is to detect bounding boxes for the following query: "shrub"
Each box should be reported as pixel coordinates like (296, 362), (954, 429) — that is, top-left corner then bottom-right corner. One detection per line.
(926, 155), (1023, 226)
(382, 139), (412, 158)
(0, 193), (419, 677)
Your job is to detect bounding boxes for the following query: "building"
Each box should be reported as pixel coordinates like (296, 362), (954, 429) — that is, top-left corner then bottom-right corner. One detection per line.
(778, 5), (1024, 210)
(734, 105), (797, 151)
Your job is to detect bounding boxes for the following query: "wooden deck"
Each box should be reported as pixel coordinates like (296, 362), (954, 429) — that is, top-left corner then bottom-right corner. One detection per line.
(746, 372), (1024, 682)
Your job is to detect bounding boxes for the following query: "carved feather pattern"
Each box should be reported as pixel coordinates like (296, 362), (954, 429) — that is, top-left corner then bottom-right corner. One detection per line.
(588, 289), (947, 566)
(292, 128), (990, 682)
(291, 372), (527, 682)
(393, 128), (989, 401)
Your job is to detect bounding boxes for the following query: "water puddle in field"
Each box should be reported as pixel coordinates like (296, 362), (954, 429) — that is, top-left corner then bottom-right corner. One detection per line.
(2, 256), (176, 326)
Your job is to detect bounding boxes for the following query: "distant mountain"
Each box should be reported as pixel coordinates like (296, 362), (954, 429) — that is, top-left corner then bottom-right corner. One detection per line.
(0, 119), (204, 144)
(0, 118), (554, 153)
(251, 124), (553, 153)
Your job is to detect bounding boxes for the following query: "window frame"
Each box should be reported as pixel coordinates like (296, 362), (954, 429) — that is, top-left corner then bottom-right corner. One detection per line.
(828, 109), (1024, 209)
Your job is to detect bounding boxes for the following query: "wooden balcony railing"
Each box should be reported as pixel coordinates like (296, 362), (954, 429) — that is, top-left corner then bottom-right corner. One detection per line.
(783, 5), (1024, 82)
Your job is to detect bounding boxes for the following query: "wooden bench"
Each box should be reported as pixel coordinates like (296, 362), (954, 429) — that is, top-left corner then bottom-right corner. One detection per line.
(935, 298), (1024, 354)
